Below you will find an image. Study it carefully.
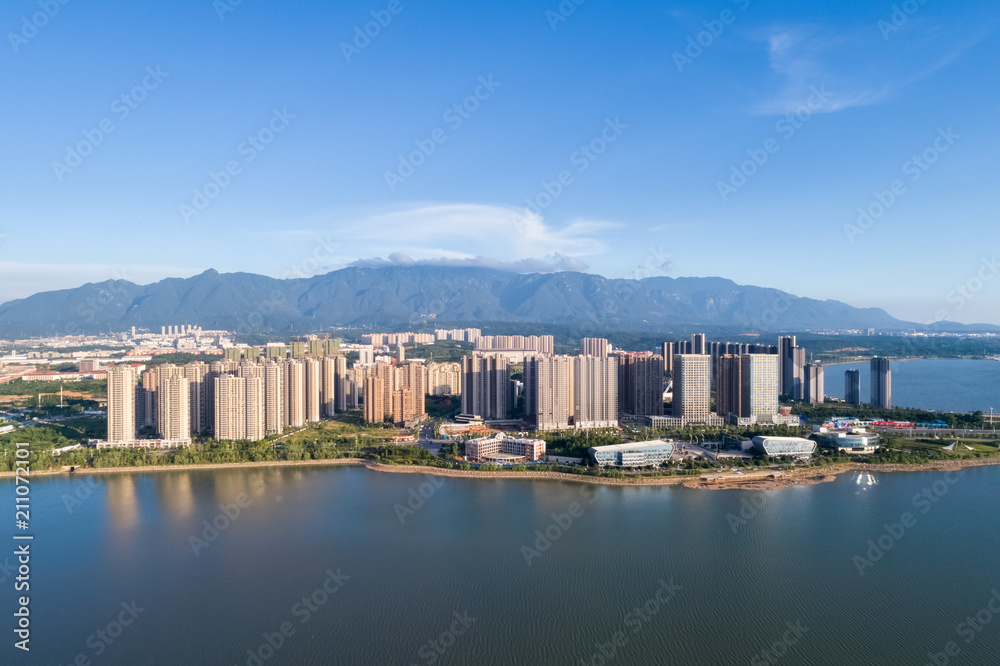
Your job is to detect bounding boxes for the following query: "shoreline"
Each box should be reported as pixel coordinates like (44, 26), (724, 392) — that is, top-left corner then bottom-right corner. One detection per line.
(4, 456), (1000, 490)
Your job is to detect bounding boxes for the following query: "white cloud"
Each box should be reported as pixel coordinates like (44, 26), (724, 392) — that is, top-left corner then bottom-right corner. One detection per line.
(750, 19), (993, 115)
(350, 252), (590, 273)
(275, 202), (618, 273)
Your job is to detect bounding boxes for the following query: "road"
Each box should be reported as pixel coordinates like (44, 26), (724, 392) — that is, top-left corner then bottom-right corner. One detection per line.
(417, 422), (443, 455)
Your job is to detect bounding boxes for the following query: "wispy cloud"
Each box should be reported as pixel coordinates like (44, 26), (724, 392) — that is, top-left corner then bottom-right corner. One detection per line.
(750, 17), (994, 115)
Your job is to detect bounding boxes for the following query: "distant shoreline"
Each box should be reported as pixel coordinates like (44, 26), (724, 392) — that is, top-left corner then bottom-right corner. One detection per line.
(4, 456), (1000, 490)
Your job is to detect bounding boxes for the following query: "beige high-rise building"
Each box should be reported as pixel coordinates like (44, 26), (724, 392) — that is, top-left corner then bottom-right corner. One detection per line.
(107, 365), (137, 443)
(245, 375), (266, 441)
(525, 355), (573, 431)
(183, 362), (209, 434)
(284, 359), (305, 428)
(400, 362), (427, 418)
(427, 362), (461, 396)
(304, 358), (321, 422)
(263, 361), (284, 436)
(215, 374), (247, 441)
(321, 357), (336, 417)
(158, 375), (191, 440)
(740, 354), (779, 419)
(673, 354), (711, 419)
(373, 361), (395, 421)
(363, 375), (385, 424)
(581, 337), (612, 357)
(205, 360), (230, 435)
(574, 355), (618, 429)
(392, 388), (414, 424)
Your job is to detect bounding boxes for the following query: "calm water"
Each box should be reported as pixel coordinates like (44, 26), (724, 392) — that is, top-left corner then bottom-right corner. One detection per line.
(825, 358), (1000, 413)
(3, 465), (1000, 665)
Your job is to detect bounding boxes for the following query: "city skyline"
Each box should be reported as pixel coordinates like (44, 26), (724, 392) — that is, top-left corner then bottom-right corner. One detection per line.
(2, 1), (998, 324)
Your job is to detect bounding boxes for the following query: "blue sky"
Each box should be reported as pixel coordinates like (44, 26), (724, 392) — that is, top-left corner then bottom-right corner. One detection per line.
(1, 0), (998, 324)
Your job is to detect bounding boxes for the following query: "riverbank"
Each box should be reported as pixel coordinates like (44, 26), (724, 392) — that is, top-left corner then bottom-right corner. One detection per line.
(5, 455), (1000, 490)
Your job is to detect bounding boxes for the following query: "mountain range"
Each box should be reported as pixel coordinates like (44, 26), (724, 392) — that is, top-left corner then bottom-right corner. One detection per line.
(0, 267), (988, 338)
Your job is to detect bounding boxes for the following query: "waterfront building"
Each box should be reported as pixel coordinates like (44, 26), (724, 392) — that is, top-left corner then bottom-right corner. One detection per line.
(804, 363), (825, 405)
(183, 362), (209, 434)
(107, 365), (137, 443)
(158, 375), (191, 441)
(304, 358), (322, 423)
(845, 370), (862, 407)
(672, 354), (711, 419)
(870, 357), (892, 408)
(284, 359), (306, 428)
(525, 355), (573, 431)
(461, 353), (514, 420)
(812, 426), (880, 454)
(588, 440), (675, 467)
(617, 354), (664, 416)
(574, 355), (618, 429)
(741, 354), (779, 420)
(363, 375), (385, 424)
(263, 361), (284, 436)
(465, 434), (546, 463)
(751, 436), (816, 459)
(716, 354), (742, 420)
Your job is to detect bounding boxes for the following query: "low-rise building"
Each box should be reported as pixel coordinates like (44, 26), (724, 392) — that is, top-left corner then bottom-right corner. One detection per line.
(465, 434), (546, 463)
(588, 439), (675, 467)
(812, 427), (880, 454)
(751, 436), (816, 459)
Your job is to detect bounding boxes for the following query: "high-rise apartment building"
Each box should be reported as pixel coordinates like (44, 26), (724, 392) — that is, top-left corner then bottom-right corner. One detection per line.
(691, 333), (706, 355)
(321, 357), (336, 417)
(284, 360), (305, 428)
(804, 363), (824, 405)
(672, 354), (711, 419)
(215, 374), (247, 441)
(716, 354), (742, 419)
(157, 375), (191, 441)
(183, 362), (208, 434)
(461, 353), (513, 420)
(617, 354), (664, 416)
(740, 354), (779, 419)
(363, 375), (384, 424)
(304, 358), (322, 423)
(427, 362), (462, 396)
(334, 355), (348, 412)
(870, 357), (892, 408)
(263, 361), (284, 436)
(845, 369), (862, 407)
(581, 338), (612, 357)
(136, 368), (157, 432)
(574, 355), (618, 429)
(245, 375), (266, 441)
(107, 366), (137, 443)
(525, 355), (573, 430)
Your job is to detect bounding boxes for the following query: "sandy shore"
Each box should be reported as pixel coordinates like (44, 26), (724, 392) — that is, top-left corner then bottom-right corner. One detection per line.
(3, 456), (1000, 490)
